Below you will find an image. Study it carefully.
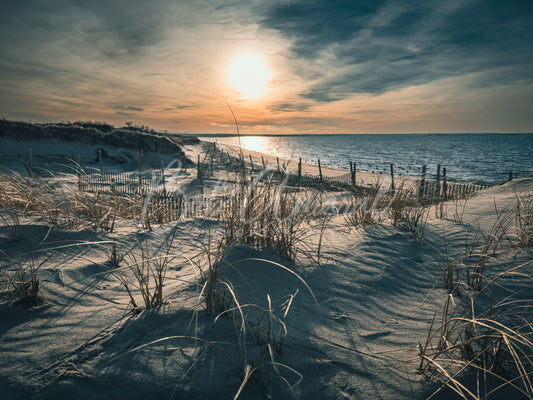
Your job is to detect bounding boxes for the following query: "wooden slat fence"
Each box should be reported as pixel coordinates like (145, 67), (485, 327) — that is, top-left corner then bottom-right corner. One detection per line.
(74, 155), (494, 223)
(78, 169), (165, 195)
(198, 146), (492, 199)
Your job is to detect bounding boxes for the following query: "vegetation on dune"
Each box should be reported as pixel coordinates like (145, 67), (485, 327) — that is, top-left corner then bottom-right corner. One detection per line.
(0, 118), (198, 164)
(0, 140), (531, 399)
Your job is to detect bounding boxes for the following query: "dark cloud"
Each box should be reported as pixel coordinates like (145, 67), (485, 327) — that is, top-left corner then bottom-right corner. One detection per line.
(110, 105), (144, 112)
(261, 0), (533, 101)
(163, 105), (198, 112)
(261, 0), (377, 58)
(75, 0), (172, 59)
(0, 1), (178, 64)
(1, 0), (531, 132)
(269, 103), (311, 112)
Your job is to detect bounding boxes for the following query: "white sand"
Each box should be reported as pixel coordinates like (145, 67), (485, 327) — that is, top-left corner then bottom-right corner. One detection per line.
(1, 137), (532, 399)
(218, 142), (417, 187)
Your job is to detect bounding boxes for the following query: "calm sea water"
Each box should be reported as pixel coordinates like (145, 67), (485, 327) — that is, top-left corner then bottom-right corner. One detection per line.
(201, 133), (533, 185)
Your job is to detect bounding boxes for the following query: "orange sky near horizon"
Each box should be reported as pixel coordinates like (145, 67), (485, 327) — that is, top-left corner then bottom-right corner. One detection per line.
(1, 1), (532, 134)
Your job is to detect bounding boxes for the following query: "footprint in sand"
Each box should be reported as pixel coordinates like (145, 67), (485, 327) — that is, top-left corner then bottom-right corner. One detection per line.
(359, 330), (392, 340)
(332, 312), (350, 322)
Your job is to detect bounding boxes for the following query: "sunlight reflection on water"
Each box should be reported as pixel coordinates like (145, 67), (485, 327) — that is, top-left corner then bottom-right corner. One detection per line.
(239, 136), (271, 153)
(208, 134), (533, 184)
(216, 136), (296, 162)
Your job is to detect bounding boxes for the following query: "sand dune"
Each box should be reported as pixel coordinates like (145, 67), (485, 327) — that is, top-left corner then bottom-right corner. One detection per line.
(1, 135), (532, 399)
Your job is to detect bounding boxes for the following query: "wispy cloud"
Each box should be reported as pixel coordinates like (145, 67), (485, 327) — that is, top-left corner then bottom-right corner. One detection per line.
(269, 103), (311, 112)
(110, 105), (144, 112)
(261, 0), (533, 101)
(0, 0), (532, 133)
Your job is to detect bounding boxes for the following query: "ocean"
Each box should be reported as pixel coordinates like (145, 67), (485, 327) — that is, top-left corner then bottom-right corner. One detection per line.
(200, 133), (533, 185)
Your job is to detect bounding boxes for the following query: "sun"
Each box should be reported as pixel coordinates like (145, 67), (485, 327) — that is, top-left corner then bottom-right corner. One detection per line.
(228, 53), (271, 99)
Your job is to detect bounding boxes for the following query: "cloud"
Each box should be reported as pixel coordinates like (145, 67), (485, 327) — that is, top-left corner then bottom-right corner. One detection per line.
(110, 105), (144, 112)
(269, 103), (311, 112)
(209, 122), (234, 128)
(173, 105), (198, 110)
(261, 0), (533, 101)
(1, 0), (531, 133)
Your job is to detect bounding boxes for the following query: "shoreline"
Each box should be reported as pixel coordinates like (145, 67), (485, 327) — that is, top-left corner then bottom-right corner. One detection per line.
(196, 134), (533, 186)
(213, 141), (419, 187)
(1, 133), (532, 399)
(0, 133), (488, 194)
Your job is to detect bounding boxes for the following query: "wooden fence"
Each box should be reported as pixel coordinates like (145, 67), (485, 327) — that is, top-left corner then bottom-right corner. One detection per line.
(78, 169), (165, 195)
(72, 147), (494, 223)
(198, 143), (491, 198)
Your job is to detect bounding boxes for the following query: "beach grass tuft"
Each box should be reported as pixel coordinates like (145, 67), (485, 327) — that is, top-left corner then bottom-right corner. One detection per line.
(420, 258), (533, 399)
(0, 251), (48, 306)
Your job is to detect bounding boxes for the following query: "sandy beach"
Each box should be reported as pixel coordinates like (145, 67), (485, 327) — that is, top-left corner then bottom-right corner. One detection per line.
(1, 134), (532, 399)
(217, 141), (419, 187)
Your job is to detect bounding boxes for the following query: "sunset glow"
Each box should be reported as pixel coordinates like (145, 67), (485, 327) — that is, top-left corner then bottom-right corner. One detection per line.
(0, 1), (531, 133)
(228, 54), (271, 99)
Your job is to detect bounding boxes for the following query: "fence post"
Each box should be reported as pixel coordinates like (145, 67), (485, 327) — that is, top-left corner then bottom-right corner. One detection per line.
(160, 160), (166, 191)
(262, 155), (266, 169)
(241, 153), (246, 182)
(353, 162), (356, 187)
(99, 149), (103, 175)
(418, 165), (427, 202)
(197, 154), (204, 194)
(77, 156), (82, 189)
(436, 164), (441, 200)
(433, 164), (441, 217)
(318, 159), (323, 183)
(277, 157), (280, 174)
(437, 167), (447, 219)
(390, 163), (395, 192)
(442, 167), (447, 200)
(249, 154), (254, 171)
(197, 154), (201, 180)
(22, 147), (33, 177)
(298, 158), (302, 184)
(508, 171), (513, 181)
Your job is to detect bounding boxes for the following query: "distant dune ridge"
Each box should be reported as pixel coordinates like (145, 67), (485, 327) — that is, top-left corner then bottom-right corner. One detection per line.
(0, 119), (199, 165)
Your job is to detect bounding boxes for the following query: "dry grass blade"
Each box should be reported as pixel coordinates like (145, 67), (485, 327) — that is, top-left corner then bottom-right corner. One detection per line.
(422, 260), (533, 399)
(234, 364), (256, 400)
(423, 355), (479, 400)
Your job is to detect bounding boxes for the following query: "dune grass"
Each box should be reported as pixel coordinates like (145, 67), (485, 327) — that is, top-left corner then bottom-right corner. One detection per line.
(219, 171), (325, 263)
(195, 247), (314, 398)
(0, 167), (186, 232)
(420, 194), (533, 398)
(514, 192), (533, 248)
(0, 250), (49, 306)
(99, 229), (180, 312)
(1, 149), (531, 399)
(419, 260), (533, 399)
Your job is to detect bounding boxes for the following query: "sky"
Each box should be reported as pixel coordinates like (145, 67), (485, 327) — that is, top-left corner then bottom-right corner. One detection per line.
(1, 0), (532, 134)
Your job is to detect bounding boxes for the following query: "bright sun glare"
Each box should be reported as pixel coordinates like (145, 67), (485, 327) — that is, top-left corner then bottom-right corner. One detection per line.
(228, 53), (271, 99)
